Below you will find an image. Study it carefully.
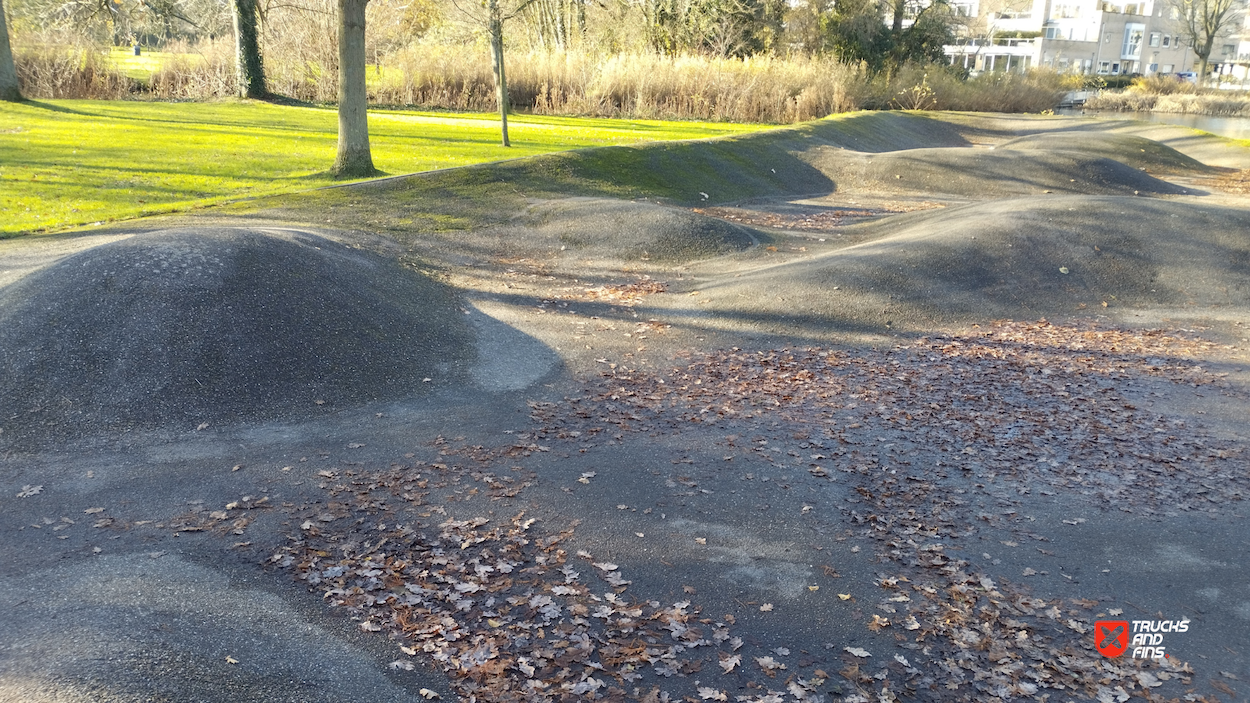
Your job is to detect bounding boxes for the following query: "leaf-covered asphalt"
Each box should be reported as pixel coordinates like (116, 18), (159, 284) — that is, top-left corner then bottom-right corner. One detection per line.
(267, 321), (1244, 702)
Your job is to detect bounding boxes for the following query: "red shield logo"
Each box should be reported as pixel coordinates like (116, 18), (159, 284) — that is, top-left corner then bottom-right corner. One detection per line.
(1095, 620), (1129, 657)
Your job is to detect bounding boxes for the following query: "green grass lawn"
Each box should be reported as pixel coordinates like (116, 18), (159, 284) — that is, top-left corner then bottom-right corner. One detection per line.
(0, 100), (769, 236)
(105, 47), (190, 80)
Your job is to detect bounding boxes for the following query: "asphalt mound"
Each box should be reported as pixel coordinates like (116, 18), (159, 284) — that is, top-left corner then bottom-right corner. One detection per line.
(998, 132), (1215, 174)
(807, 146), (1189, 197)
(0, 227), (472, 446)
(701, 196), (1250, 334)
(517, 198), (759, 261)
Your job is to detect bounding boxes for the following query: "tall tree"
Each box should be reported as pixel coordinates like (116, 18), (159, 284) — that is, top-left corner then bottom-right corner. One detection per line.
(1170, 0), (1242, 84)
(332, 0), (377, 176)
(487, 0), (511, 146)
(890, 0), (954, 66)
(452, 0), (537, 147)
(824, 0), (889, 68)
(0, 0), (20, 101)
(232, 0), (267, 98)
(825, 0), (955, 72)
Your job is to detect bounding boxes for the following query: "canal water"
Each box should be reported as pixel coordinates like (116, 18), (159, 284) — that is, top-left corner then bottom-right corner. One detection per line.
(1061, 109), (1250, 140)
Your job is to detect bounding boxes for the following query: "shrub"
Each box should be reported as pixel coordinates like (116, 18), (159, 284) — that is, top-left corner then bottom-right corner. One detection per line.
(148, 41), (236, 99)
(13, 39), (137, 99)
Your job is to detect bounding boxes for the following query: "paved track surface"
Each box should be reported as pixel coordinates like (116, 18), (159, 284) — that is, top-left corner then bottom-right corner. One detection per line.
(2, 113), (1249, 703)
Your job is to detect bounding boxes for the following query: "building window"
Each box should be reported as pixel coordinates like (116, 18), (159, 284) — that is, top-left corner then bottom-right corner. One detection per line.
(1161, 63), (1173, 73)
(1122, 24), (1144, 58)
(1098, 60), (1111, 73)
(1149, 32), (1160, 47)
(1162, 35), (1170, 47)
(1112, 62), (1121, 73)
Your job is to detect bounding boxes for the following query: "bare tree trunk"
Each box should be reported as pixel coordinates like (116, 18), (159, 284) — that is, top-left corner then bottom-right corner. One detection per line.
(1197, 35), (1214, 84)
(332, 0), (377, 176)
(488, 0), (510, 147)
(554, 0), (567, 48)
(0, 0), (20, 102)
(232, 0), (267, 98)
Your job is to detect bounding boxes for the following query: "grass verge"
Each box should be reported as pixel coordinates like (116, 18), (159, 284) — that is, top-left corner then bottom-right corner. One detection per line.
(0, 99), (768, 236)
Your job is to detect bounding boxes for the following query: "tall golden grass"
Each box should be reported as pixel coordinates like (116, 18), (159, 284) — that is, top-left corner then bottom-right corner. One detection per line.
(376, 48), (868, 122)
(12, 40), (136, 99)
(864, 65), (1068, 113)
(147, 41), (236, 99)
(11, 39), (1068, 121)
(1084, 75), (1250, 116)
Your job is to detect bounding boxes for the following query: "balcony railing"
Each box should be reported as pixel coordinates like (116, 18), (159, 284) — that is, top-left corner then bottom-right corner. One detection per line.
(953, 37), (1037, 47)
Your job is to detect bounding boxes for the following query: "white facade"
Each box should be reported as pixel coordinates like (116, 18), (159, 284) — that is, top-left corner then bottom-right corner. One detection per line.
(1218, 6), (1250, 84)
(945, 0), (1194, 76)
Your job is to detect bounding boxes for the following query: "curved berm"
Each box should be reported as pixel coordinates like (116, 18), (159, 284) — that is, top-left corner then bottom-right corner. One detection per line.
(0, 227), (473, 446)
(694, 196), (1250, 335)
(806, 146), (1190, 197)
(997, 132), (1215, 174)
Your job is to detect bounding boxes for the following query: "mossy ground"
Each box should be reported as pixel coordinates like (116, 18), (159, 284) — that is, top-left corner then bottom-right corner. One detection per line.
(0, 99), (768, 236)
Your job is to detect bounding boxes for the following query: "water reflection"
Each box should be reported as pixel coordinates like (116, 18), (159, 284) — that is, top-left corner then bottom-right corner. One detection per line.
(1061, 109), (1250, 140)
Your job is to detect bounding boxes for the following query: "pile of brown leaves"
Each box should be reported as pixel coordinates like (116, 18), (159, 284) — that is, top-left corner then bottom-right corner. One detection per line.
(273, 460), (821, 702)
(1200, 168), (1250, 195)
(691, 204), (944, 232)
(558, 278), (667, 307)
(524, 320), (1239, 702)
(535, 321), (1239, 515)
(273, 320), (1238, 702)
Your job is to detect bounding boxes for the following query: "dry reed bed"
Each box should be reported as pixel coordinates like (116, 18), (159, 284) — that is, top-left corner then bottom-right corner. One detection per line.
(1084, 90), (1250, 116)
(11, 41), (1067, 121)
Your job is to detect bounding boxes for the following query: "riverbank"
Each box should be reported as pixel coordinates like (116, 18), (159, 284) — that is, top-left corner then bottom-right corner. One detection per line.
(1082, 85), (1250, 119)
(1066, 107), (1250, 141)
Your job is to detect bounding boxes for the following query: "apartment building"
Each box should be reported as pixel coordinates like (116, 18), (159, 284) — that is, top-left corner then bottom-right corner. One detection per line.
(944, 0), (1193, 76)
(1219, 8), (1250, 83)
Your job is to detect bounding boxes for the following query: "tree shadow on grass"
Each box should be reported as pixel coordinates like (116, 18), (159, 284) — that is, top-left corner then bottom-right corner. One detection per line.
(261, 94), (325, 109)
(21, 100), (94, 116)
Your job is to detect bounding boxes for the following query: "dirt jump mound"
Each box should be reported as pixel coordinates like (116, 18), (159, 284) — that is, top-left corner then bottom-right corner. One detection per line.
(0, 227), (472, 446)
(519, 198), (759, 261)
(998, 131), (1215, 174)
(702, 196), (1250, 335)
(808, 147), (1190, 197)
